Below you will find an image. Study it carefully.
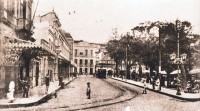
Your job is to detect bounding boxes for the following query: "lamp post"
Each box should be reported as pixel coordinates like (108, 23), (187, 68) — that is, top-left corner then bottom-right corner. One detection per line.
(125, 44), (128, 80)
(170, 53), (187, 95)
(170, 19), (187, 95)
(55, 49), (61, 81)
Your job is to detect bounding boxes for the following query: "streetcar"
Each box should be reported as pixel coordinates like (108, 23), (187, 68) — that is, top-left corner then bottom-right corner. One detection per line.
(96, 68), (107, 79)
(96, 68), (114, 79)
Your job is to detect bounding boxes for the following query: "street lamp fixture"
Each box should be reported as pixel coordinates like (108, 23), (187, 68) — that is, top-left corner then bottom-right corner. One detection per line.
(170, 53), (187, 64)
(170, 53), (187, 95)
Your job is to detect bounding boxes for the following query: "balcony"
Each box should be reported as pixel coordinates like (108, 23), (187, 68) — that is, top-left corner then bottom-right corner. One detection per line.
(16, 18), (33, 37)
(79, 64), (83, 67)
(85, 64), (89, 67)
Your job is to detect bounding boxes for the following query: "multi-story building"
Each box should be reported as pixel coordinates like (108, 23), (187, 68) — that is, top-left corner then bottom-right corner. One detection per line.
(0, 0), (36, 98)
(95, 44), (115, 72)
(33, 11), (76, 81)
(0, 1), (76, 98)
(73, 40), (114, 75)
(60, 30), (77, 74)
(74, 40), (100, 75)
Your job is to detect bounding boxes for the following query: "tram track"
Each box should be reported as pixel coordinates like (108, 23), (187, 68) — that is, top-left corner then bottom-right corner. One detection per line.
(57, 78), (140, 111)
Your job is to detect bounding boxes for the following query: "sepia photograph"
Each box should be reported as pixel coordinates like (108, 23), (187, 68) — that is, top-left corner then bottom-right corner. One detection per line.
(0, 0), (200, 111)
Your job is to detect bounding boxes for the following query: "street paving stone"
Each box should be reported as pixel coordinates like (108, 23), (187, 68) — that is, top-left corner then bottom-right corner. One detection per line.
(1, 75), (134, 111)
(2, 76), (200, 111)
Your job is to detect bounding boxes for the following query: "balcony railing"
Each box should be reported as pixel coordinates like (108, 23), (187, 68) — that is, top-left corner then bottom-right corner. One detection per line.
(85, 64), (89, 67)
(16, 18), (32, 32)
(79, 64), (83, 67)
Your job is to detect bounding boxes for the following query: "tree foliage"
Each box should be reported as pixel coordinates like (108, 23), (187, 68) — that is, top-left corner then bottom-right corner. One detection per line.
(106, 20), (200, 86)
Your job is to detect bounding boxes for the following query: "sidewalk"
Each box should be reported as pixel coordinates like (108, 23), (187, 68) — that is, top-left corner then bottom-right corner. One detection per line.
(112, 77), (200, 101)
(0, 77), (77, 108)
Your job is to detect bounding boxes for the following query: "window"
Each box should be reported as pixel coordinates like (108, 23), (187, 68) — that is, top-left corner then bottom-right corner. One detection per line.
(90, 68), (93, 74)
(7, 0), (15, 15)
(91, 50), (93, 56)
(79, 68), (82, 73)
(80, 59), (82, 66)
(85, 50), (88, 57)
(90, 59), (93, 65)
(85, 68), (88, 73)
(85, 59), (88, 66)
(75, 49), (77, 56)
(80, 52), (83, 55)
(75, 59), (77, 64)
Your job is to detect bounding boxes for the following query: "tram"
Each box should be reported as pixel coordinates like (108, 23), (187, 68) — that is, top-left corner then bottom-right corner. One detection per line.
(95, 60), (115, 79)
(96, 68), (107, 79)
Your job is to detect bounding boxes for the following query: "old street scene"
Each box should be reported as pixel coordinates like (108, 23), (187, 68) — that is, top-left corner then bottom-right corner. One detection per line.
(0, 0), (200, 111)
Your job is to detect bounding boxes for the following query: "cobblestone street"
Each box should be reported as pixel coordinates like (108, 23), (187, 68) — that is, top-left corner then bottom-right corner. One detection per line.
(1, 0), (200, 111)
(1, 76), (200, 111)
(1, 75), (135, 111)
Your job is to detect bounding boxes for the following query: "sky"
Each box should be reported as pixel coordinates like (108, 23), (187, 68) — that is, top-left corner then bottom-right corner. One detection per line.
(32, 0), (200, 43)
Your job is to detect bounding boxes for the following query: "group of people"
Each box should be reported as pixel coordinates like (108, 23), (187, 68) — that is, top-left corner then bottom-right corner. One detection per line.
(141, 73), (162, 94)
(7, 76), (31, 102)
(7, 73), (92, 103)
(185, 80), (200, 93)
(20, 77), (30, 98)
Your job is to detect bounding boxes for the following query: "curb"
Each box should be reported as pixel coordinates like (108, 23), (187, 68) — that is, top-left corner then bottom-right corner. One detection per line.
(111, 77), (200, 102)
(0, 77), (77, 108)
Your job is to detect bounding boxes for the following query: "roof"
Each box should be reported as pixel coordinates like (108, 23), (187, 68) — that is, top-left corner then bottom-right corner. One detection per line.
(74, 40), (106, 46)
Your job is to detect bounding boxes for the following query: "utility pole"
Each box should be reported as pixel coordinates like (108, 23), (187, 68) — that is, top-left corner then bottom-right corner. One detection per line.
(158, 28), (162, 73)
(125, 45), (128, 80)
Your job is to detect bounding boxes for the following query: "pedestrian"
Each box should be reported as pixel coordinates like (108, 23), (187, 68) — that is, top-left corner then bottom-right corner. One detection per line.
(152, 76), (156, 90)
(7, 81), (15, 103)
(24, 77), (30, 97)
(176, 77), (181, 95)
(45, 74), (50, 94)
(58, 75), (63, 86)
(131, 70), (136, 81)
(141, 76), (147, 94)
(156, 77), (161, 91)
(146, 73), (151, 85)
(21, 77), (30, 98)
(158, 73), (162, 91)
(86, 82), (91, 99)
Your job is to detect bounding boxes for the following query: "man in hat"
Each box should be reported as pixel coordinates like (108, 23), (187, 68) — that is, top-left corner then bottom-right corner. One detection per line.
(21, 77), (30, 98)
(45, 74), (50, 94)
(86, 82), (91, 99)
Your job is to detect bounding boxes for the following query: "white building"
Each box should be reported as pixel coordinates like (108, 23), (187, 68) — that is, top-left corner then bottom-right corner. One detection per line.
(73, 40), (100, 74)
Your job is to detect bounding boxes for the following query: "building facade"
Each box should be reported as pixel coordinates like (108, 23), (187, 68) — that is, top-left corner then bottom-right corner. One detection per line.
(0, 1), (76, 98)
(34, 11), (76, 81)
(73, 40), (99, 75)
(73, 40), (114, 75)
(95, 44), (115, 73)
(0, 0), (36, 98)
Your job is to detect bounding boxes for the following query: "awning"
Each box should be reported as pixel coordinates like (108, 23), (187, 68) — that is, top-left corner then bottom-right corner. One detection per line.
(160, 70), (167, 75)
(59, 53), (70, 62)
(189, 68), (200, 74)
(170, 70), (181, 75)
(70, 60), (77, 68)
(5, 42), (56, 56)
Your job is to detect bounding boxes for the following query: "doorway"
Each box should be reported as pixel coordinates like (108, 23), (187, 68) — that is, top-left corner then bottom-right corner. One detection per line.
(35, 62), (39, 86)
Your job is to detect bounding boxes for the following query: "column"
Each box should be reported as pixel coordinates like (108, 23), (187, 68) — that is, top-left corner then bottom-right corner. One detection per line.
(54, 53), (59, 81)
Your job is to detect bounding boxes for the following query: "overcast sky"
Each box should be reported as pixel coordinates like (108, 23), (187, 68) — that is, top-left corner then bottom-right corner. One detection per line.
(33, 0), (200, 43)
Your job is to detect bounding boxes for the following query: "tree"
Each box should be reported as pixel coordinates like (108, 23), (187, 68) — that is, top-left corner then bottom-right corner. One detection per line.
(132, 22), (159, 75)
(146, 20), (197, 89)
(132, 20), (198, 89)
(119, 33), (144, 79)
(106, 39), (123, 77)
(107, 20), (199, 88)
(107, 32), (146, 78)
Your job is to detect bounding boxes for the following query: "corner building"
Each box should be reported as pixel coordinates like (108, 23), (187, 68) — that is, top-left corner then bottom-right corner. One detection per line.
(74, 40), (100, 75)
